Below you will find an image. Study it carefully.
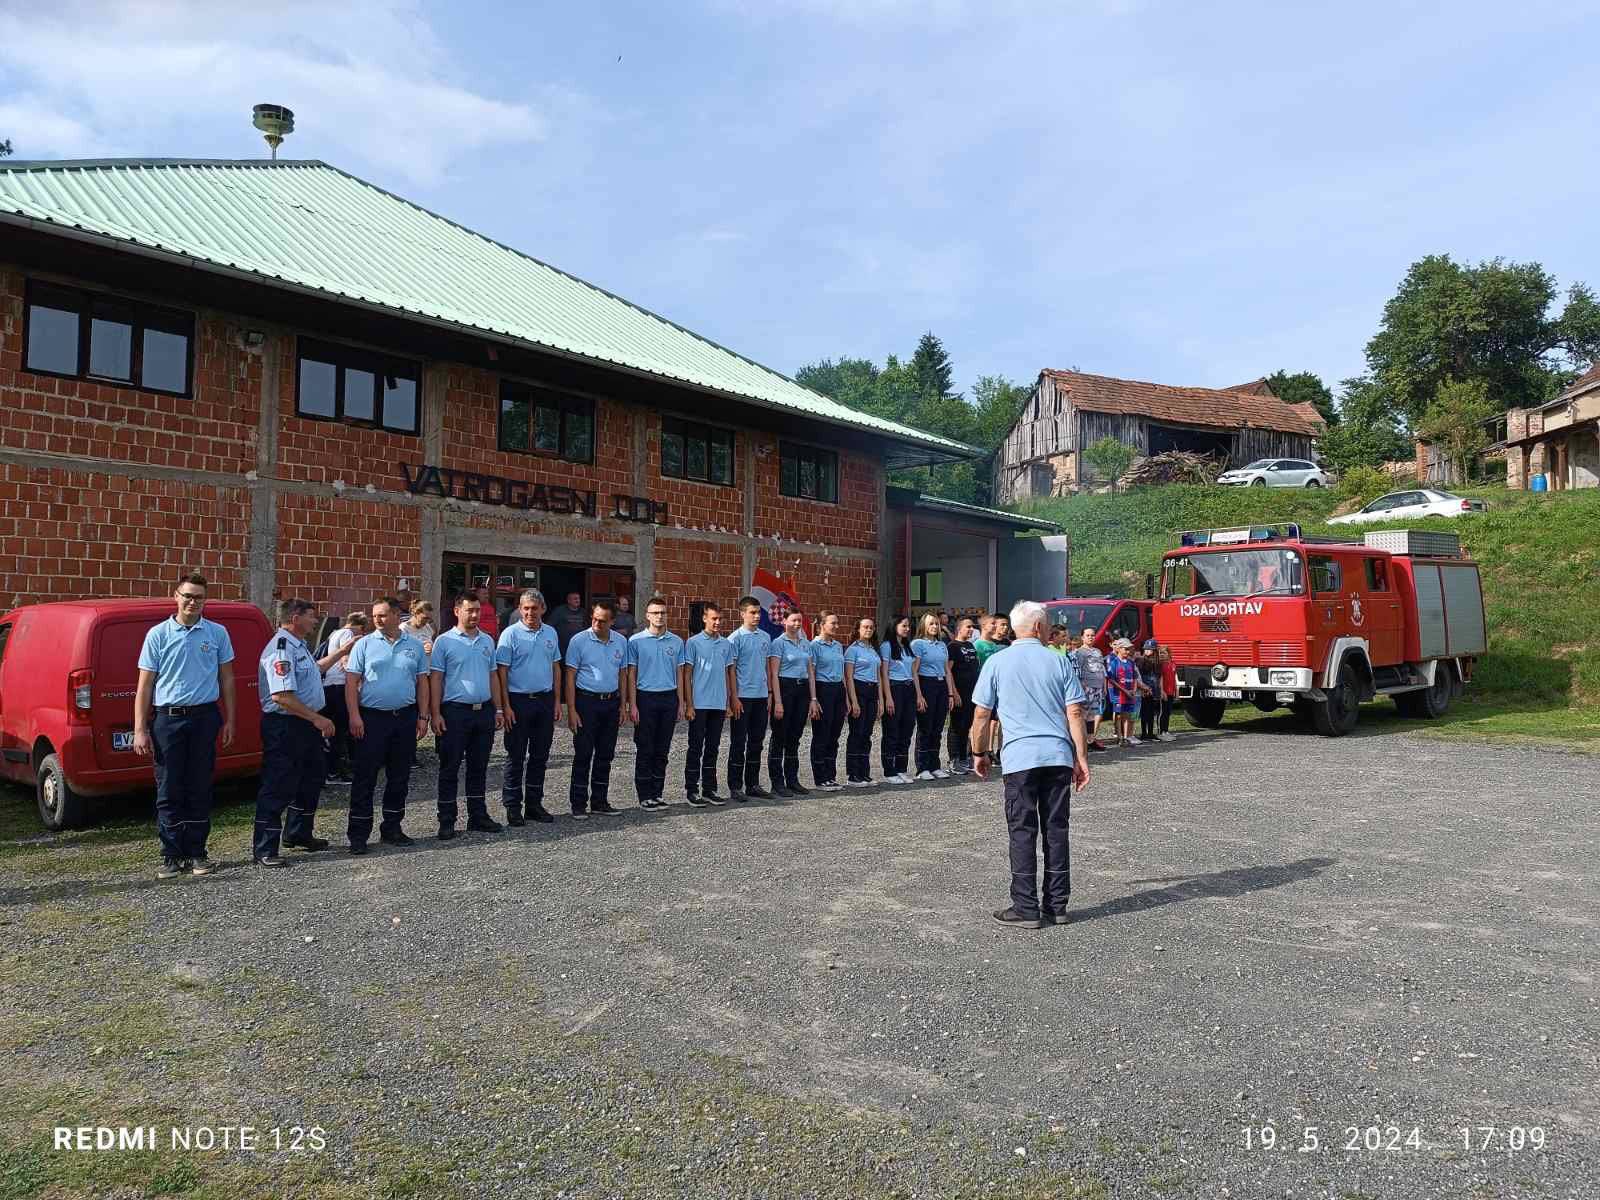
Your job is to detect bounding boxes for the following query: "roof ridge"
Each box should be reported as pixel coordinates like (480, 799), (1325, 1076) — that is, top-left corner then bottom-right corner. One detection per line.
(0, 157), (329, 171)
(1045, 367), (1297, 399)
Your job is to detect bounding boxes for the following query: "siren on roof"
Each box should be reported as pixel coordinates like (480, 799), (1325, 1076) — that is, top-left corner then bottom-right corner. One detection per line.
(252, 104), (295, 159)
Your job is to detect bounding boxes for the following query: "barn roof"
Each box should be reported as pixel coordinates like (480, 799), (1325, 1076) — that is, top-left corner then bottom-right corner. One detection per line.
(1041, 370), (1325, 437)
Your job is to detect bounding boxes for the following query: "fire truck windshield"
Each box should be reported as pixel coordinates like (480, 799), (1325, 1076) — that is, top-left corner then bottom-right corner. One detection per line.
(1161, 549), (1304, 600)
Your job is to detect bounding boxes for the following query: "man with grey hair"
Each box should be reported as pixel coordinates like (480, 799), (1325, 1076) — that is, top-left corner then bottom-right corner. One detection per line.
(969, 599), (1090, 930)
(495, 588), (562, 825)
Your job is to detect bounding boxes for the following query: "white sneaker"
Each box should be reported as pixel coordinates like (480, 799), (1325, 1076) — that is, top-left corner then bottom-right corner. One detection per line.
(1125, 736), (1143, 746)
(819, 781), (842, 792)
(1158, 732), (1175, 742)
(932, 769), (951, 779)
(914, 770), (936, 781)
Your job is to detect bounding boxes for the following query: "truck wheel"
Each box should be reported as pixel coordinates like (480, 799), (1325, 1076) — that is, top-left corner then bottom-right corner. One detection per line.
(36, 752), (89, 831)
(1311, 664), (1360, 737)
(1395, 666), (1453, 719)
(1183, 698), (1227, 728)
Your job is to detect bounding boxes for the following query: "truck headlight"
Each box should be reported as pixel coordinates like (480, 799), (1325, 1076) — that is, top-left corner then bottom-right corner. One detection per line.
(1268, 670), (1298, 686)
(1210, 663), (1228, 681)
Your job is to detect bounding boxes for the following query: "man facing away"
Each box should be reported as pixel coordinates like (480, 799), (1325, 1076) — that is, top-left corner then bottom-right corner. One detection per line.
(495, 589), (563, 826)
(625, 596), (683, 812)
(132, 570), (236, 879)
(726, 596), (774, 800)
(344, 595), (431, 853)
(430, 592), (506, 839)
(683, 602), (737, 807)
(970, 600), (1090, 930)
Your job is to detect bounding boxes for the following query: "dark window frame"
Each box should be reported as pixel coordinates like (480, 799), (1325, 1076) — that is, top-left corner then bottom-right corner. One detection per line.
(496, 379), (595, 465)
(910, 568), (944, 606)
(778, 442), (840, 504)
(1308, 554), (1343, 595)
(22, 279), (195, 397)
(660, 416), (735, 487)
(1363, 557), (1390, 592)
(295, 337), (421, 436)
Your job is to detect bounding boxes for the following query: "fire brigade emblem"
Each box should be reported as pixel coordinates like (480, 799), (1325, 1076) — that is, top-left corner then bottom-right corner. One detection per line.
(1350, 598), (1364, 626)
(273, 659), (290, 677)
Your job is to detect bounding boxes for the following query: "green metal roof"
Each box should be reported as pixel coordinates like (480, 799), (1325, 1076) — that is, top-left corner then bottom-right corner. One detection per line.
(0, 158), (975, 465)
(910, 494), (1062, 532)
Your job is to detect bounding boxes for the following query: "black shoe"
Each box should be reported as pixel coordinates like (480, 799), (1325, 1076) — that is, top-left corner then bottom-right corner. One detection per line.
(787, 782), (809, 795)
(505, 810), (526, 827)
(189, 856), (216, 876)
(992, 907), (1042, 930)
(1042, 908), (1070, 926)
(437, 826), (458, 841)
(380, 830), (414, 846)
(570, 810), (590, 820)
(591, 802), (620, 816)
(286, 836), (330, 852)
(770, 786), (793, 798)
(745, 786), (773, 800)
(686, 795), (710, 809)
(704, 793), (727, 806)
(640, 798), (667, 812)
(348, 843), (369, 856)
(254, 854), (289, 868)
(729, 789), (748, 803)
(157, 858), (187, 879)
(701, 787), (721, 800)
(528, 806), (555, 824)
(466, 816), (504, 833)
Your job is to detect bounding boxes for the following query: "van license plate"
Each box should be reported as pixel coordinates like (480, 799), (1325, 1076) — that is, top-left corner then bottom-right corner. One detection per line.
(1205, 688), (1243, 700)
(112, 731), (135, 751)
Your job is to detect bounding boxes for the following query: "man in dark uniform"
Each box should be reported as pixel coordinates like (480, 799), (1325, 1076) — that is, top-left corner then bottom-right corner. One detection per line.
(430, 592), (506, 839)
(132, 571), (237, 878)
(255, 599), (335, 867)
(564, 600), (628, 818)
(344, 595), (431, 853)
(495, 589), (562, 825)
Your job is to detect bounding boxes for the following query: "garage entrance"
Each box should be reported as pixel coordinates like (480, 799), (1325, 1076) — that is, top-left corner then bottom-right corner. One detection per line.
(441, 555), (634, 632)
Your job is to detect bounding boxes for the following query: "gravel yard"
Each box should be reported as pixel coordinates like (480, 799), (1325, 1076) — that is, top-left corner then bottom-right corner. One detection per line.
(2, 721), (1597, 1198)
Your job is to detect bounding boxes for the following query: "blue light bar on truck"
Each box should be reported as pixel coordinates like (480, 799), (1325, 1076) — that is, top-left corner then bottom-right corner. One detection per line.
(1177, 522), (1301, 548)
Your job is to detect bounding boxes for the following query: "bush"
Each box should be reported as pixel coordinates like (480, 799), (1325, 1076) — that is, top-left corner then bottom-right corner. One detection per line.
(1336, 466), (1391, 503)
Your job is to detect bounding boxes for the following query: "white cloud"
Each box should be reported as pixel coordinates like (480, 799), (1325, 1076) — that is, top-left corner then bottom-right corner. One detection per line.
(0, 0), (546, 185)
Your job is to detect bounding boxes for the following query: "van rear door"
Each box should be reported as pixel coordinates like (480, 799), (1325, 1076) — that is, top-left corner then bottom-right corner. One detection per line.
(210, 613), (267, 758)
(91, 616), (164, 770)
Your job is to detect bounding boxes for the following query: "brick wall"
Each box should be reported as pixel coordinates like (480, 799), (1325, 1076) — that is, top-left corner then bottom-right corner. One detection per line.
(651, 537), (744, 625)
(274, 493), (422, 615)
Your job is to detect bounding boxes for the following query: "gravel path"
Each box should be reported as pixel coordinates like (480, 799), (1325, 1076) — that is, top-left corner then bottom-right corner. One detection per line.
(4, 722), (1597, 1197)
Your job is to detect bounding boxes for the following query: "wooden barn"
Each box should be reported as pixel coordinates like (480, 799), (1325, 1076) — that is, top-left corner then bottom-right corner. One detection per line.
(992, 370), (1326, 503)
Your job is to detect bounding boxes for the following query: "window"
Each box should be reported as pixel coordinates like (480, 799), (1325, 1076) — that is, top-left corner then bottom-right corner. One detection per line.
(498, 381), (594, 463)
(661, 417), (734, 486)
(1364, 558), (1390, 592)
(23, 281), (194, 395)
(910, 569), (943, 605)
(779, 443), (838, 503)
(1309, 555), (1342, 594)
(296, 338), (420, 434)
(1109, 605), (1143, 642)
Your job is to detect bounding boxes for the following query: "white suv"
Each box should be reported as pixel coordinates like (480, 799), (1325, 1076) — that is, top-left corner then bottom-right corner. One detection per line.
(1216, 458), (1329, 488)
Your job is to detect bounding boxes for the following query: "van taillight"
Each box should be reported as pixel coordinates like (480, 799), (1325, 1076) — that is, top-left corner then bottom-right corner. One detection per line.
(69, 669), (94, 718)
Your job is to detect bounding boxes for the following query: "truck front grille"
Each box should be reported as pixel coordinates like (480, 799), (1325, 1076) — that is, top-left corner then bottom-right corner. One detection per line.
(1167, 638), (1305, 667)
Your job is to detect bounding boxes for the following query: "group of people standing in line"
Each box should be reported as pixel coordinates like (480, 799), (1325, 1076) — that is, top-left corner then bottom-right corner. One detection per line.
(1047, 627), (1179, 749)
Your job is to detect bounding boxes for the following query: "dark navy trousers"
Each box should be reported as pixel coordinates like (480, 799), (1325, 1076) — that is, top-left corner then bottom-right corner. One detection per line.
(914, 678), (949, 774)
(1003, 765), (1073, 919)
(767, 677), (809, 789)
(948, 673), (978, 762)
(809, 681), (845, 785)
(727, 697), (768, 792)
(254, 713), (325, 859)
(632, 690), (678, 803)
(685, 708), (725, 795)
(437, 701), (495, 828)
(151, 704), (221, 861)
(845, 682), (878, 782)
(348, 705), (417, 846)
(880, 681), (916, 777)
(570, 692), (621, 813)
(503, 691), (557, 815)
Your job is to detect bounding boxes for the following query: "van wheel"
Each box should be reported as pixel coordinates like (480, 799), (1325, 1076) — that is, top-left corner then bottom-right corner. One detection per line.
(36, 753), (89, 831)
(1183, 698), (1227, 728)
(1395, 666), (1453, 719)
(1311, 664), (1360, 737)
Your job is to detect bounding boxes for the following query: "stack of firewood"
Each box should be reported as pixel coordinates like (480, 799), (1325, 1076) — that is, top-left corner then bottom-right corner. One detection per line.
(1124, 450), (1225, 486)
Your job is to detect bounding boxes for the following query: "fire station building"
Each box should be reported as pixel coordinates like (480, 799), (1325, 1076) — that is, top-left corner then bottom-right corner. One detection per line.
(0, 159), (1061, 629)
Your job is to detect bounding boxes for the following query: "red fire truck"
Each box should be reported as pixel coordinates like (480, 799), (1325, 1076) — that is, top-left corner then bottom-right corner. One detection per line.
(1152, 524), (1486, 736)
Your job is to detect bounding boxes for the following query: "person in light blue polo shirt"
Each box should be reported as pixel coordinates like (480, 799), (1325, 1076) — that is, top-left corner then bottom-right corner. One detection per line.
(807, 612), (847, 789)
(878, 615), (918, 782)
(254, 599), (336, 866)
(726, 596), (775, 798)
(683, 603), (736, 805)
(564, 601), (630, 817)
(431, 594), (505, 838)
(625, 597), (684, 812)
(496, 589), (564, 826)
(132, 571), (237, 878)
(910, 613), (959, 779)
(767, 610), (819, 795)
(970, 600), (1090, 931)
(343, 595), (431, 852)
(842, 617), (884, 785)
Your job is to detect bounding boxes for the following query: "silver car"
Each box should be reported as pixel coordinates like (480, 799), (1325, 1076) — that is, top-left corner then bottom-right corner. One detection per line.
(1216, 458), (1330, 488)
(1327, 488), (1488, 526)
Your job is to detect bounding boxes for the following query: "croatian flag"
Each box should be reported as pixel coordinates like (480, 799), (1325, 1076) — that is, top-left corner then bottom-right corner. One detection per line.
(750, 568), (809, 638)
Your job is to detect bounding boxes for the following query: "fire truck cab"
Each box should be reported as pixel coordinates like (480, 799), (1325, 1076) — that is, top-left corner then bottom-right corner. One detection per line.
(1152, 524), (1486, 737)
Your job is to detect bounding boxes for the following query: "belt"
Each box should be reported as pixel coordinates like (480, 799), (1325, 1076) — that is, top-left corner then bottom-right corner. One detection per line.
(359, 703), (418, 714)
(154, 703), (215, 717)
(508, 690), (553, 699)
(441, 700), (489, 711)
(638, 688), (677, 696)
(577, 688), (619, 701)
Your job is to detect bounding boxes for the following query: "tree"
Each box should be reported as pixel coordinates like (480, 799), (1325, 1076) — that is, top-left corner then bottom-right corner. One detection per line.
(794, 357), (878, 411)
(1316, 376), (1412, 473)
(1083, 436), (1135, 492)
(1416, 378), (1496, 486)
(1265, 369), (1337, 425)
(1366, 254), (1600, 425)
(909, 332), (955, 402)
(0, 139), (12, 158)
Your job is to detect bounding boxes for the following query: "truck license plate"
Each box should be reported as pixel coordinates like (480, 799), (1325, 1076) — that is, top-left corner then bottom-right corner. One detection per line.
(1205, 688), (1243, 700)
(112, 731), (135, 751)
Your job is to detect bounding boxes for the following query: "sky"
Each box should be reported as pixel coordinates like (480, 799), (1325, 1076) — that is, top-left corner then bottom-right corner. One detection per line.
(2, 0), (1597, 404)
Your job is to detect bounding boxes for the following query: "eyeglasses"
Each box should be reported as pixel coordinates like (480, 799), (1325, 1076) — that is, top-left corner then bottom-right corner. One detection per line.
(176, 592), (206, 602)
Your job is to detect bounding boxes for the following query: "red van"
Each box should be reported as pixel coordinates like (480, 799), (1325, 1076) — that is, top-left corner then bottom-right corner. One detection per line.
(0, 600), (274, 830)
(1042, 595), (1155, 653)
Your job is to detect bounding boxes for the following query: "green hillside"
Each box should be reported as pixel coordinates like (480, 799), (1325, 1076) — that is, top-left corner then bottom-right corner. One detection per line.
(1023, 485), (1600, 747)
